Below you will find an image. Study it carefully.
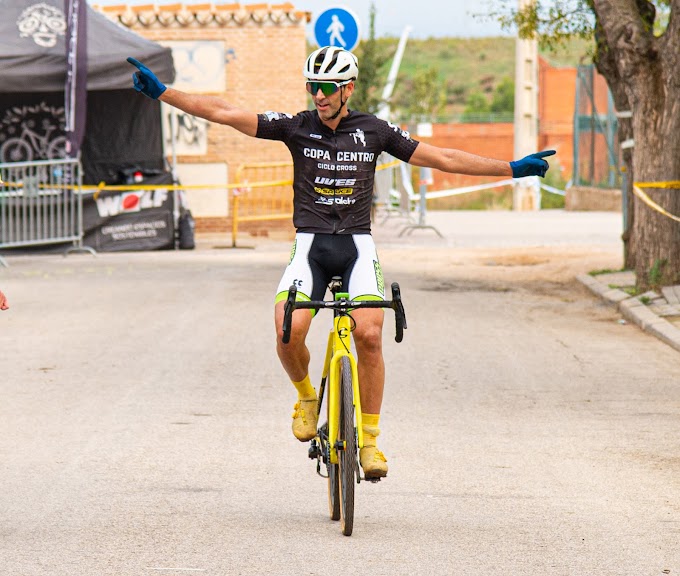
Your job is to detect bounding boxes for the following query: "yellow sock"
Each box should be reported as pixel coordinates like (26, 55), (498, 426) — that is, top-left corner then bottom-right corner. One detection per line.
(362, 413), (381, 446)
(292, 375), (316, 400)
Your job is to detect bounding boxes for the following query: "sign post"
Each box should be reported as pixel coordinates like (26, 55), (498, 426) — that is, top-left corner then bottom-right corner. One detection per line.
(312, 7), (361, 51)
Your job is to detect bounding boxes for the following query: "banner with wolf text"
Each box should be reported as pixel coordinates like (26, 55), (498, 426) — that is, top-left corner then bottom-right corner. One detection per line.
(82, 173), (175, 251)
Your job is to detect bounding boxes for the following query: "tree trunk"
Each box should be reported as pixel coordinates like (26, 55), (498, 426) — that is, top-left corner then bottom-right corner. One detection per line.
(592, 0), (680, 290)
(592, 25), (635, 268)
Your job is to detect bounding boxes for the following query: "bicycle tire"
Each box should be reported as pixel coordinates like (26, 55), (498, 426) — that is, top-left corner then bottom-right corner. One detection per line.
(327, 420), (340, 520)
(1, 139), (32, 163)
(47, 136), (68, 160)
(338, 356), (356, 536)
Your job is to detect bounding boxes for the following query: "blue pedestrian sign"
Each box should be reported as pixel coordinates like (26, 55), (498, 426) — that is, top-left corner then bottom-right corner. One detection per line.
(313, 7), (361, 52)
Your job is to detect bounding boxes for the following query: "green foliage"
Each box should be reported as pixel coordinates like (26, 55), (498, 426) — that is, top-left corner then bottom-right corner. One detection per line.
(399, 67), (447, 121)
(486, 0), (597, 51)
(352, 4), (382, 114)
(484, 0), (669, 51)
(464, 91), (490, 115)
(538, 156), (569, 208)
(460, 77), (514, 121)
(648, 259), (667, 289)
(589, 268), (625, 276)
(489, 77), (514, 113)
(540, 189), (565, 209)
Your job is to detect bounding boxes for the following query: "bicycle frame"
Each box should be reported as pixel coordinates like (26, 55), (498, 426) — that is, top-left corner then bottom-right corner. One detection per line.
(322, 294), (363, 465)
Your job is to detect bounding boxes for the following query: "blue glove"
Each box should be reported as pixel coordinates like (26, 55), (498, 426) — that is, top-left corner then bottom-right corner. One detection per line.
(127, 57), (166, 99)
(510, 150), (556, 178)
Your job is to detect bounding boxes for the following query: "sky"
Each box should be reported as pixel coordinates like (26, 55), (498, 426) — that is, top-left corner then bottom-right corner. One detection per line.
(288, 0), (510, 39)
(88, 0), (511, 40)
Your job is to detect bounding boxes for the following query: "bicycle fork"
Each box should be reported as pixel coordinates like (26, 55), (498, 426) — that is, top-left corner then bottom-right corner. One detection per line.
(327, 313), (363, 464)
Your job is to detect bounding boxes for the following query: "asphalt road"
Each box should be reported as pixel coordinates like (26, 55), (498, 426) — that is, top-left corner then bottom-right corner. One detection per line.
(1, 211), (679, 575)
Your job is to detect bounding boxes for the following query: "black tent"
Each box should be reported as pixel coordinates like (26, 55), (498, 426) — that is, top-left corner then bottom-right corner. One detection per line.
(0, 0), (175, 184)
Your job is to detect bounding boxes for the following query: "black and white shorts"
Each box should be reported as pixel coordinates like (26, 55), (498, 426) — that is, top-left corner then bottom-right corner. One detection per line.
(275, 233), (385, 306)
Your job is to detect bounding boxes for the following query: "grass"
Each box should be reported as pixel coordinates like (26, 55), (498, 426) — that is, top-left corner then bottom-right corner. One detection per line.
(589, 268), (628, 276)
(608, 285), (639, 296)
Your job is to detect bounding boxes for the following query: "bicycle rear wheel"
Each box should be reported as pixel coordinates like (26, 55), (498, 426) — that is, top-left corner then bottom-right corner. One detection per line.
(338, 356), (357, 536)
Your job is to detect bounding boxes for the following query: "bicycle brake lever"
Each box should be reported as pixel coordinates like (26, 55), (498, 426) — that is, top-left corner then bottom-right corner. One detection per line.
(391, 282), (407, 343)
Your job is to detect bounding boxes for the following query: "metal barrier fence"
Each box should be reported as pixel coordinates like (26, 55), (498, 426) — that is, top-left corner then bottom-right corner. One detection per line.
(0, 158), (90, 266)
(373, 153), (413, 222)
(573, 65), (621, 188)
(231, 161), (294, 246)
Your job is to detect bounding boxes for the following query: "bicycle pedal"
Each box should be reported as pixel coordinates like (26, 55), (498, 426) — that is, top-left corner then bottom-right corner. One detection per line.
(308, 439), (321, 460)
(362, 476), (383, 483)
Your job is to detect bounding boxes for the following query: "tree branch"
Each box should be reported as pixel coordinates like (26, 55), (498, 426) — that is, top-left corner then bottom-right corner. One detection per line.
(660, 0), (680, 71)
(591, 0), (658, 80)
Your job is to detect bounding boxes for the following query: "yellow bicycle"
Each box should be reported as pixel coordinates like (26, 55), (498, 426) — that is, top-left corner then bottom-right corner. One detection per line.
(282, 276), (407, 536)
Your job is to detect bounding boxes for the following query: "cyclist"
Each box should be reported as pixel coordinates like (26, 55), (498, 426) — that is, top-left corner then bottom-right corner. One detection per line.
(127, 47), (554, 479)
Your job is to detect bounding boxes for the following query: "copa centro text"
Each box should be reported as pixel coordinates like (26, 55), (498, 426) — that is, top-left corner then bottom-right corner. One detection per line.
(304, 148), (376, 162)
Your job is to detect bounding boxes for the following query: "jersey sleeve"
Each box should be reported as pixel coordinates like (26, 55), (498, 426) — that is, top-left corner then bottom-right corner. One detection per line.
(377, 119), (419, 163)
(256, 111), (299, 142)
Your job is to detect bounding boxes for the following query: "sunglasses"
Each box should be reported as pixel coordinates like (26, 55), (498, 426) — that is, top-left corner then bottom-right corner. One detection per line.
(306, 80), (351, 97)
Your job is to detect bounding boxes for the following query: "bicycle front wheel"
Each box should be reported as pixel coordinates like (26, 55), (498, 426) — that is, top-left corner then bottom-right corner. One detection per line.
(327, 424), (340, 520)
(338, 356), (357, 536)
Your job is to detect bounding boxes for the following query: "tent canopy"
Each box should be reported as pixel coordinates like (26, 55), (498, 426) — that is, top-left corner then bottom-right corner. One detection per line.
(1, 0), (175, 92)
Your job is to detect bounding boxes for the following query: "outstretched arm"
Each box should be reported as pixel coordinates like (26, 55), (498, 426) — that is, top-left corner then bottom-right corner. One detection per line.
(159, 88), (258, 137)
(127, 57), (258, 137)
(409, 141), (555, 178)
(409, 142), (512, 176)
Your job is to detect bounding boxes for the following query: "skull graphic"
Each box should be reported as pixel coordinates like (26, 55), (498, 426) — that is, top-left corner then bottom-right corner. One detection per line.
(17, 3), (66, 48)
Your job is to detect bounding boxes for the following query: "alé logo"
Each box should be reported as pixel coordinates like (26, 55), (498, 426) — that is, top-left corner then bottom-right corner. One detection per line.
(95, 189), (169, 217)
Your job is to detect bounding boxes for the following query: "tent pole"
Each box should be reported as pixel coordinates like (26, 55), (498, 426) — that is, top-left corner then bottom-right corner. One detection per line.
(169, 106), (180, 249)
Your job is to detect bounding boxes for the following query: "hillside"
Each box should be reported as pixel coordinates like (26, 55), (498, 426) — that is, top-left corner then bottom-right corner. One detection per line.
(359, 36), (594, 121)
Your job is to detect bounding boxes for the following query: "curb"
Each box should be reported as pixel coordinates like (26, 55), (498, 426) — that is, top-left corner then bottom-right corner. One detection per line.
(577, 274), (680, 353)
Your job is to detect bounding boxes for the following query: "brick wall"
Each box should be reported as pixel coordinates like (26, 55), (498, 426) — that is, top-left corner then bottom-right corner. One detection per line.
(539, 58), (576, 181)
(419, 122), (515, 192)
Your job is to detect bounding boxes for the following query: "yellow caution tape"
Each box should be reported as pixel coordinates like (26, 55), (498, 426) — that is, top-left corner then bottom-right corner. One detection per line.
(376, 159), (400, 171)
(0, 179), (294, 192)
(634, 181), (680, 189)
(632, 181), (680, 223)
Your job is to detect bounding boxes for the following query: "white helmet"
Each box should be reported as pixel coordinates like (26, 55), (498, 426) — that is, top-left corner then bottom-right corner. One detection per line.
(303, 46), (358, 82)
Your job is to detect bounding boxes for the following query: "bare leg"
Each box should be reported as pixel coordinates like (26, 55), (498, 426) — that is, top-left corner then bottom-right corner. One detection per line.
(274, 301), (313, 381)
(352, 307), (389, 476)
(350, 308), (385, 414)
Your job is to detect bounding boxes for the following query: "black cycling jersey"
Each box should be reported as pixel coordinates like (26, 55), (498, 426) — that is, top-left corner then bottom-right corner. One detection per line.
(256, 109), (419, 234)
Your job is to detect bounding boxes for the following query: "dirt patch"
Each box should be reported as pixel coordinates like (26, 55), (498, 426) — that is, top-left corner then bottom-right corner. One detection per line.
(380, 245), (622, 300)
(482, 254), (551, 267)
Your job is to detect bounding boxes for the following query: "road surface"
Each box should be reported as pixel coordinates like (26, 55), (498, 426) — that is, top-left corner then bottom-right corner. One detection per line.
(1, 211), (679, 575)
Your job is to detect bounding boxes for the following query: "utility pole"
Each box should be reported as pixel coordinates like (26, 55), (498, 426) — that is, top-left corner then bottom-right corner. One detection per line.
(513, 0), (540, 211)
